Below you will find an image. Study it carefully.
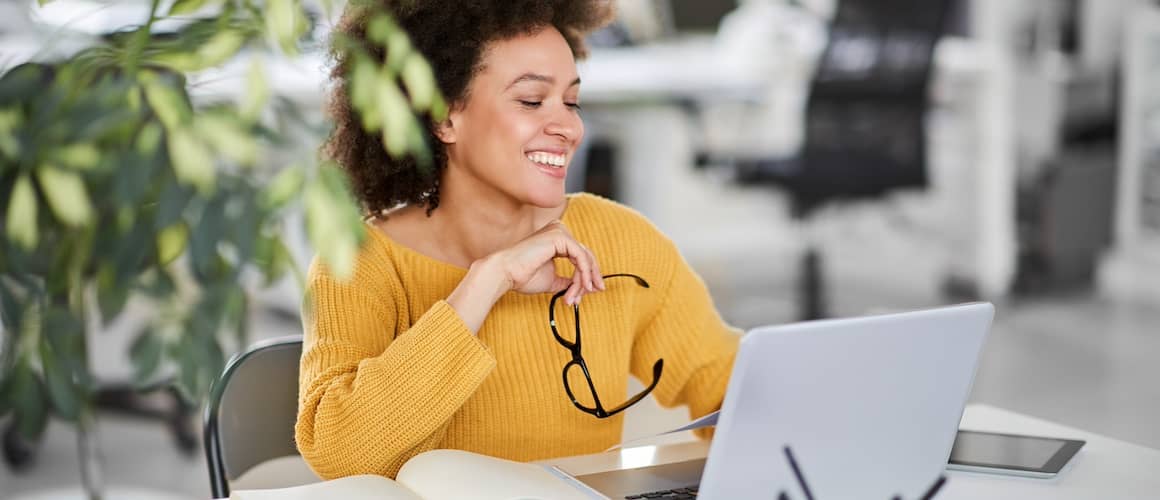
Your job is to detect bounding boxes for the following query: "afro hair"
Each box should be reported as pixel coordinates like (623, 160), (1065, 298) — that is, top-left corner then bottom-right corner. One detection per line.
(323, 0), (615, 215)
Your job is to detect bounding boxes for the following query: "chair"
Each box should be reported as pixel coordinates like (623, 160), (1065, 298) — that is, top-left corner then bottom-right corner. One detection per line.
(204, 336), (305, 498)
(706, 0), (954, 319)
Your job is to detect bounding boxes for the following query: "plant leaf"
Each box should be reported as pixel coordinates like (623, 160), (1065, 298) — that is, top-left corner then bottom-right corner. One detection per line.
(155, 182), (193, 230)
(400, 52), (436, 111)
(167, 127), (216, 194)
(0, 108), (22, 159)
(261, 165), (304, 210)
(129, 328), (164, 383)
(167, 0), (209, 17)
(375, 75), (410, 158)
(384, 30), (412, 75)
(136, 122), (164, 155)
(193, 112), (257, 166)
(194, 29), (247, 69)
(0, 279), (23, 333)
(241, 59), (269, 121)
(96, 265), (130, 326)
(305, 167), (364, 281)
(35, 165), (94, 227)
(305, 183), (353, 280)
(190, 196), (224, 280)
(406, 116), (432, 171)
(0, 64), (47, 107)
(265, 0), (305, 55)
(52, 143), (101, 170)
(9, 361), (49, 439)
(38, 306), (86, 421)
(6, 174), (38, 250)
(143, 80), (192, 130)
(350, 57), (380, 131)
(366, 14), (399, 45)
(156, 223), (189, 265)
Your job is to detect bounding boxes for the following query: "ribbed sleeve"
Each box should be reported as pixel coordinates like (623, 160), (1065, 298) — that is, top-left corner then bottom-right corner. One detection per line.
(627, 218), (740, 438)
(296, 257), (496, 479)
(294, 193), (740, 479)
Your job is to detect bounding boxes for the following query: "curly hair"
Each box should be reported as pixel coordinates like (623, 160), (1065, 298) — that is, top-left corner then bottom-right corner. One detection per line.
(324, 0), (614, 216)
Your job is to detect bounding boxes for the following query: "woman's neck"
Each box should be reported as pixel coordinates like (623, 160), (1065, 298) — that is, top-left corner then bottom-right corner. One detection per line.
(427, 176), (566, 268)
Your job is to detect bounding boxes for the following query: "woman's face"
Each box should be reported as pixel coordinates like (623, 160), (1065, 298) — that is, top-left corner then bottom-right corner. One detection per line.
(439, 26), (584, 209)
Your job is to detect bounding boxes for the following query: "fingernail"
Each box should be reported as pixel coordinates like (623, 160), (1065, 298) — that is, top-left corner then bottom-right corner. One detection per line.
(575, 295), (582, 305)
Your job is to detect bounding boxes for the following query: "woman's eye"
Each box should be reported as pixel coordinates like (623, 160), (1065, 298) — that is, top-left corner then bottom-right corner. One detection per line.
(518, 100), (542, 108)
(566, 102), (582, 112)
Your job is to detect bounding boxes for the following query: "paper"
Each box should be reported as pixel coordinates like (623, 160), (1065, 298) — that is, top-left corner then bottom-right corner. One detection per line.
(604, 410), (720, 452)
(661, 410), (719, 434)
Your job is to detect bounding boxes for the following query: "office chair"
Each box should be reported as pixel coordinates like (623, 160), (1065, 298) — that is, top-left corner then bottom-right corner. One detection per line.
(204, 336), (304, 498)
(706, 0), (953, 319)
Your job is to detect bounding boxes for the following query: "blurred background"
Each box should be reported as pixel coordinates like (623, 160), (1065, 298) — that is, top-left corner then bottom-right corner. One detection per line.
(2, 0), (1159, 498)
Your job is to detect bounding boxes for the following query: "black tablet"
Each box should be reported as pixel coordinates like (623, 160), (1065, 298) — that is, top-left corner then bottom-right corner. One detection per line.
(947, 430), (1086, 478)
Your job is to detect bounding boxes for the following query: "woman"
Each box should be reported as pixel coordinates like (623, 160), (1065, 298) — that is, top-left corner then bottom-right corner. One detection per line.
(296, 0), (741, 480)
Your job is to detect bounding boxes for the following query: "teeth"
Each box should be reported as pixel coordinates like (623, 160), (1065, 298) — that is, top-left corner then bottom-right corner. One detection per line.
(528, 152), (565, 167)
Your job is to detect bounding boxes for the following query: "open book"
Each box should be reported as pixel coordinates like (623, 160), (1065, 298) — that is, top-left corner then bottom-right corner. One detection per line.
(230, 449), (605, 500)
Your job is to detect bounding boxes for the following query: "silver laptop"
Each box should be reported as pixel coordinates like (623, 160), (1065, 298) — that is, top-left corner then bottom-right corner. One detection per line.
(575, 303), (993, 499)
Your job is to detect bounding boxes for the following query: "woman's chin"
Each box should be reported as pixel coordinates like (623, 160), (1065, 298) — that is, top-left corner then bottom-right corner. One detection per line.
(525, 188), (567, 209)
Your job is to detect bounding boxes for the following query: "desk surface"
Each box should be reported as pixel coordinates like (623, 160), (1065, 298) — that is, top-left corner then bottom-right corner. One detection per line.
(541, 404), (1160, 500)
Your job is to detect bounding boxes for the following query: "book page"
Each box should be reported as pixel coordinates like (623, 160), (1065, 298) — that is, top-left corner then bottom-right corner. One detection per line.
(231, 474), (423, 500)
(397, 449), (605, 500)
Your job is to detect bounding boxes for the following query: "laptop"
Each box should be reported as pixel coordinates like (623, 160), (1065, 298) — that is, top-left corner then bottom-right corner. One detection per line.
(574, 303), (994, 499)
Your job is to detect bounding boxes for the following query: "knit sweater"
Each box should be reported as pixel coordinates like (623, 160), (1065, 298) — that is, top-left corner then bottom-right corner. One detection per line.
(295, 193), (741, 480)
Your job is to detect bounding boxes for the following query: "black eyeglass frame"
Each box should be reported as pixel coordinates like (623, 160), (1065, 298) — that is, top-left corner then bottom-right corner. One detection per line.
(549, 273), (664, 419)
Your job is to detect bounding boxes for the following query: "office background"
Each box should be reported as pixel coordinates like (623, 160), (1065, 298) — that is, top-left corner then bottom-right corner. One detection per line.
(1, 0), (1159, 497)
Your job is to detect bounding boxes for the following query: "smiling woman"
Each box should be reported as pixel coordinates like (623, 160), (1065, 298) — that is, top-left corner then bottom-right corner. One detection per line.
(297, 0), (743, 481)
(325, 0), (609, 217)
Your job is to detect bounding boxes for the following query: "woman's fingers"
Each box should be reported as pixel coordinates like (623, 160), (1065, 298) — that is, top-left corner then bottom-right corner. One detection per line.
(553, 225), (605, 295)
(567, 273), (584, 305)
(505, 220), (603, 300)
(562, 238), (597, 296)
(582, 243), (605, 291)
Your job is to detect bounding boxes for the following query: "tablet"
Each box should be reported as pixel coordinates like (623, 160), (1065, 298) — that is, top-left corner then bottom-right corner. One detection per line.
(947, 430), (1085, 478)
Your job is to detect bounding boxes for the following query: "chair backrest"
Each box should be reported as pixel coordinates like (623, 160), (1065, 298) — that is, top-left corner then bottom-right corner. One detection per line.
(785, 0), (954, 214)
(204, 336), (303, 498)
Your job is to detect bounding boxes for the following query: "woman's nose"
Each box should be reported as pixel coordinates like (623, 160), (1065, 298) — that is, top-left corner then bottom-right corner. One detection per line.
(544, 105), (582, 144)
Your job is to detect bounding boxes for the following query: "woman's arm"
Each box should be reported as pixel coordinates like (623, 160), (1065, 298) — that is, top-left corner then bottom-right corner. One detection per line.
(629, 237), (741, 436)
(296, 219), (607, 478)
(295, 261), (496, 480)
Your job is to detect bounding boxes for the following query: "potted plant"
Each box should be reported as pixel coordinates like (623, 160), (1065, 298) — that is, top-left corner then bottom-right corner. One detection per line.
(0, 0), (443, 497)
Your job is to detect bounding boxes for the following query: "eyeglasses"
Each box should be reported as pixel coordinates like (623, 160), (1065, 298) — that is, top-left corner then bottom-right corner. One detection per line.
(549, 273), (663, 419)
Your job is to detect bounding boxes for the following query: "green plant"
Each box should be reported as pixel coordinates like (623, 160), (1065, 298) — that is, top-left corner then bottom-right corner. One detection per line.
(0, 0), (443, 496)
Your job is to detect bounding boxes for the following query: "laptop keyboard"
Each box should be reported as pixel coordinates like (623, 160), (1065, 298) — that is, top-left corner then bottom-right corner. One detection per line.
(624, 485), (699, 499)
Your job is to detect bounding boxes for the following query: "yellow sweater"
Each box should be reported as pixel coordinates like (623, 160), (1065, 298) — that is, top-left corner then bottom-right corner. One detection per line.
(295, 193), (741, 480)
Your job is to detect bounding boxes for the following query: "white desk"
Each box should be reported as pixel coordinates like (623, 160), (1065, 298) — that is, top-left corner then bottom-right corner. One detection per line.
(542, 404), (1160, 499)
(226, 404), (1159, 499)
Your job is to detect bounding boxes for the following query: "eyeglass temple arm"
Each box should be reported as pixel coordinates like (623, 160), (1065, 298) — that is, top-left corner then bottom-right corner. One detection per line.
(601, 359), (664, 417)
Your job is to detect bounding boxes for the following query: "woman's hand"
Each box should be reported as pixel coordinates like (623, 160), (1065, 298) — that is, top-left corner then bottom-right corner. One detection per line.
(447, 220), (605, 334)
(492, 220), (605, 304)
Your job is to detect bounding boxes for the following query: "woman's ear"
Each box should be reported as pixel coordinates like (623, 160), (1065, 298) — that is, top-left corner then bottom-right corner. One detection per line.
(433, 111), (459, 144)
